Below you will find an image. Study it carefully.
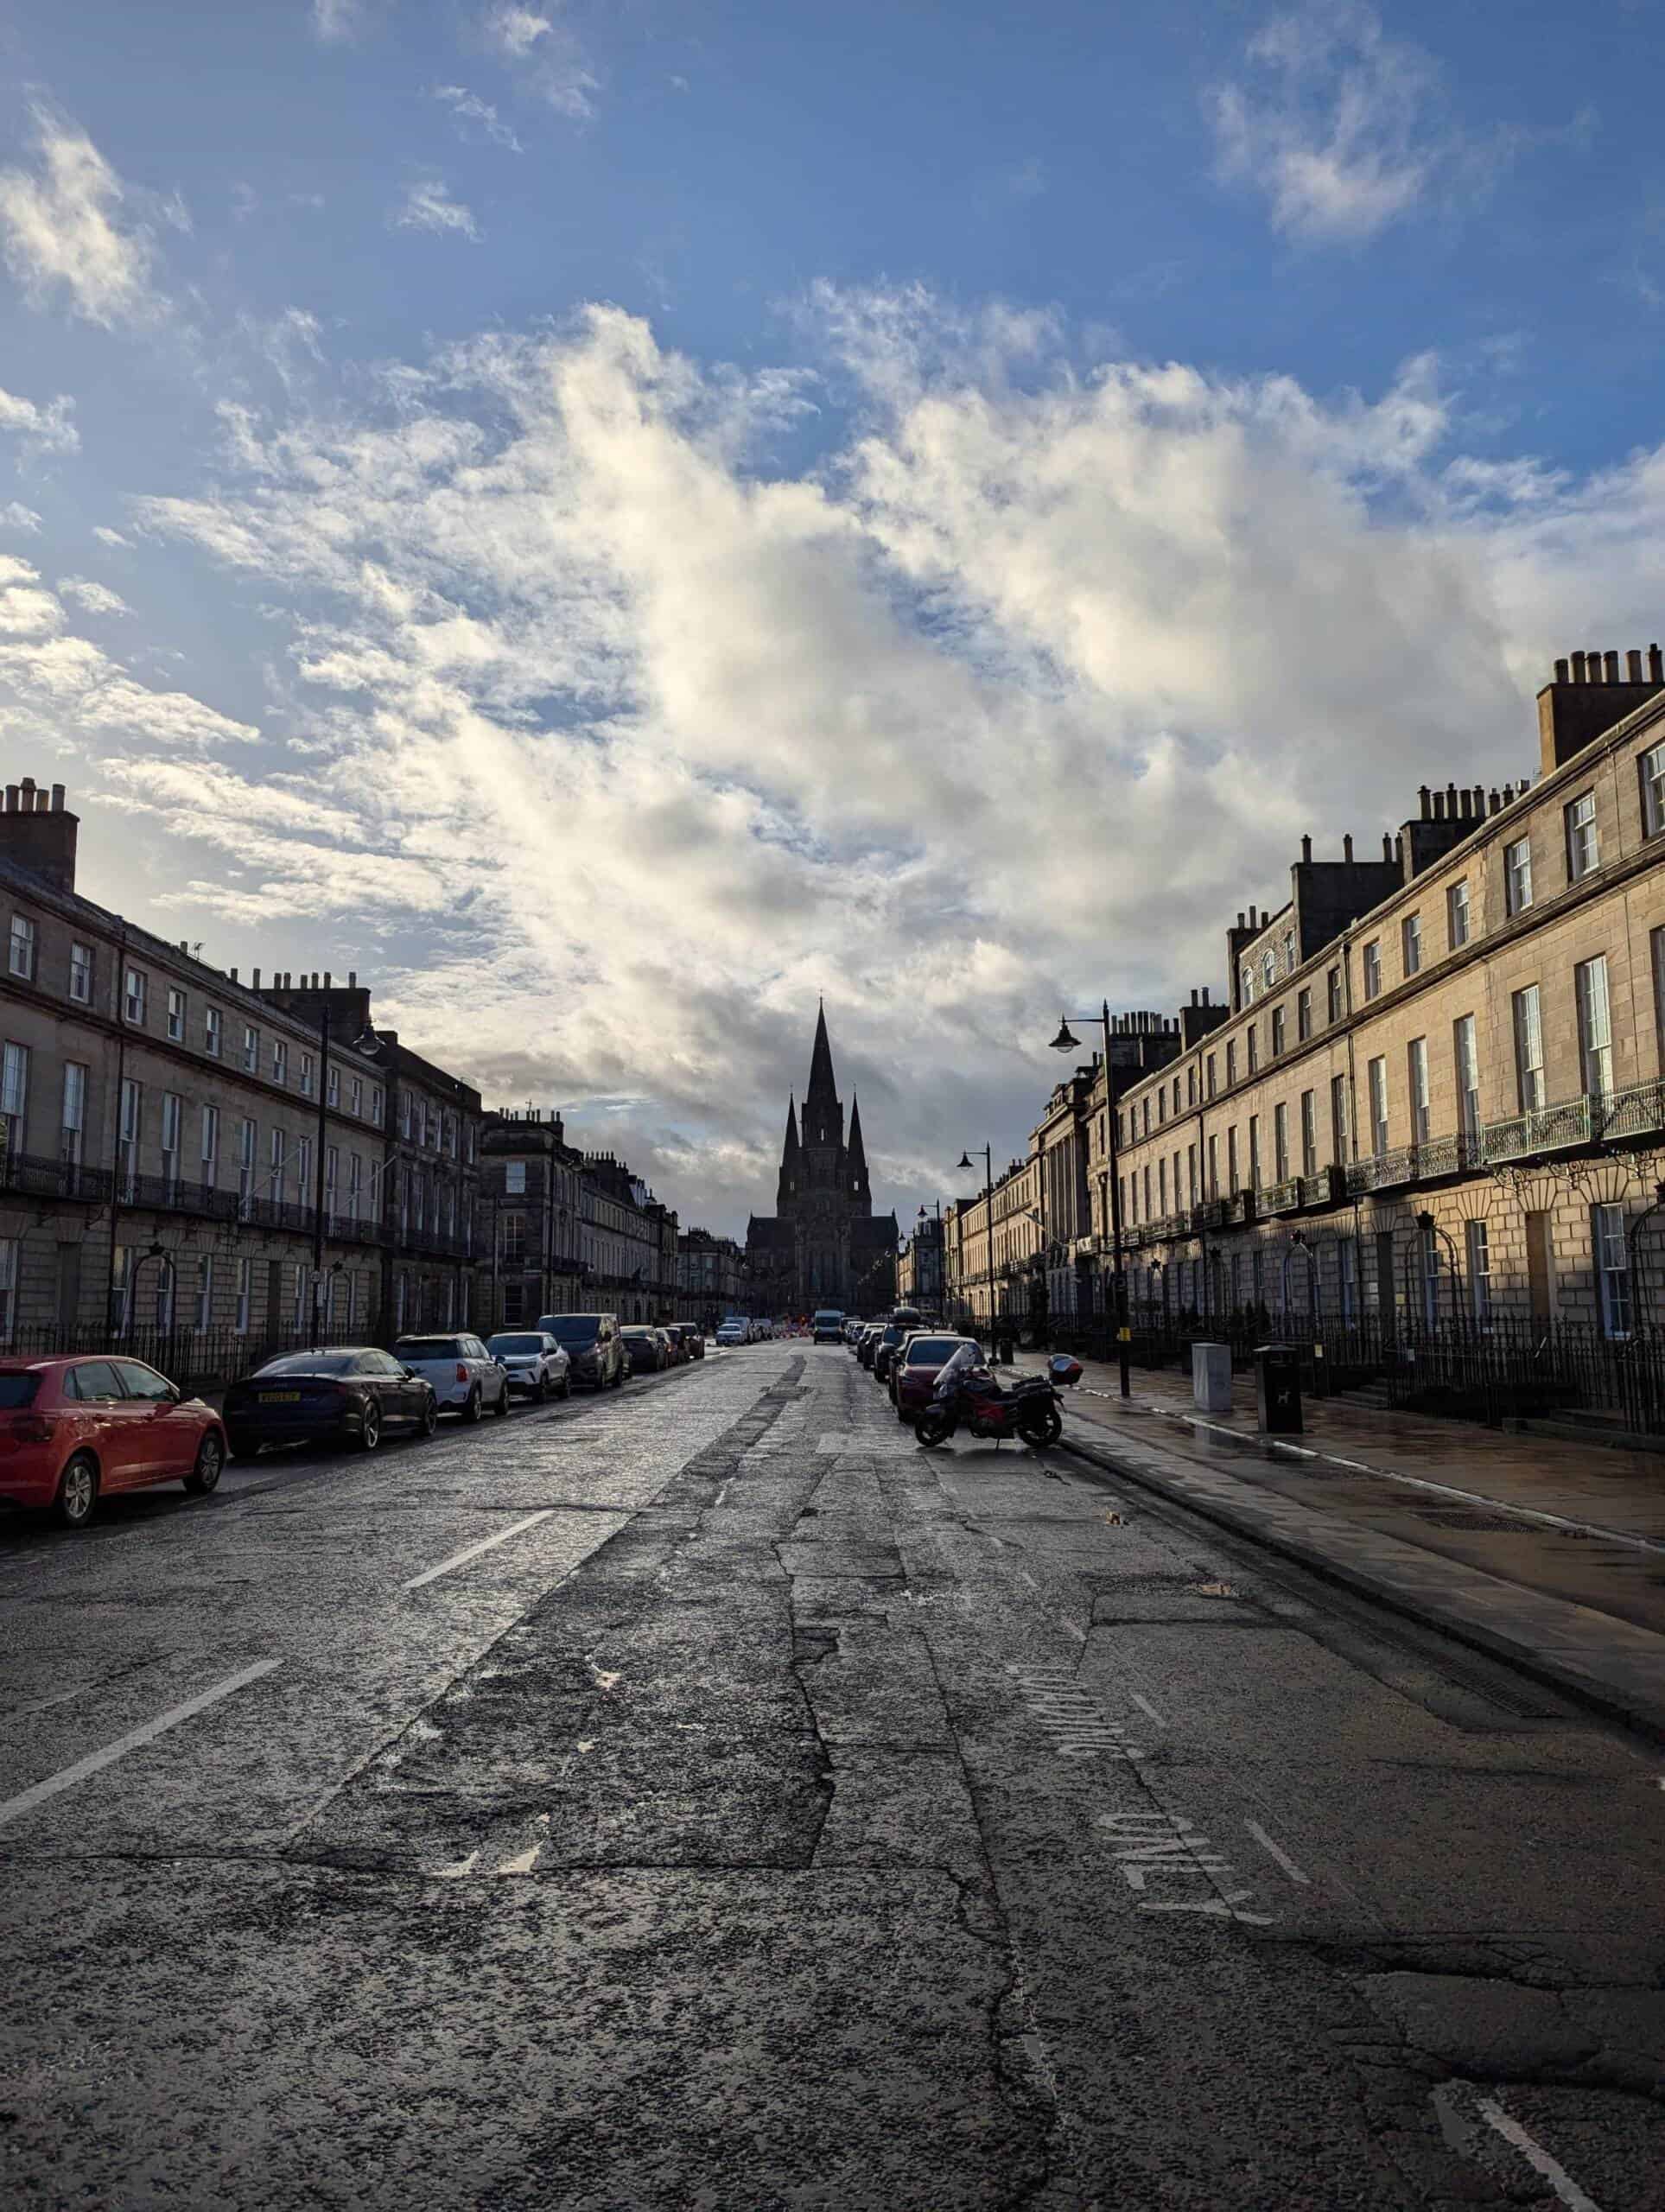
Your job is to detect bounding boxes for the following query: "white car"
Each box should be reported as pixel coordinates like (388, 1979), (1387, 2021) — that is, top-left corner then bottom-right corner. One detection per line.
(715, 1320), (747, 1346)
(392, 1333), (511, 1421)
(486, 1331), (572, 1402)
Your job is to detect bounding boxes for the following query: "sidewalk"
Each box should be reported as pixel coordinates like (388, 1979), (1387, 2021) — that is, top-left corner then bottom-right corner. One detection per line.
(1014, 1351), (1665, 1741)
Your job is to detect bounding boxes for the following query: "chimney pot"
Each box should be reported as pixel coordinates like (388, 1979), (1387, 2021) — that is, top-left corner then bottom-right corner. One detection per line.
(1628, 649), (1644, 682)
(1473, 784), (1485, 817)
(1236, 912), (1244, 929)
(230, 967), (238, 983)
(1419, 785), (1431, 820)
(1503, 782), (1515, 804)
(1554, 658), (1570, 683)
(49, 784), (64, 812)
(20, 777), (35, 798)
(1300, 834), (1312, 862)
(3, 787), (16, 813)
(252, 967), (262, 988)
(1571, 651), (1587, 683)
(1382, 832), (1392, 861)
(323, 970), (332, 988)
(1394, 832), (1403, 864)
(1586, 645), (1603, 680)
(1604, 650), (1621, 684)
(1488, 787), (1500, 814)
(1650, 644), (1663, 683)
(1433, 791), (1445, 819)
(1458, 789), (1471, 818)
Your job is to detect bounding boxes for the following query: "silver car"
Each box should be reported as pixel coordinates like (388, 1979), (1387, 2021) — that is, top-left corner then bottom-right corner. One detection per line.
(391, 1333), (511, 1421)
(486, 1330), (572, 1402)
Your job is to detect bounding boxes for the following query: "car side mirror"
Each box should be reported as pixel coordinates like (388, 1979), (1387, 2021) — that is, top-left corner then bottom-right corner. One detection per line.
(400, 1365), (418, 1379)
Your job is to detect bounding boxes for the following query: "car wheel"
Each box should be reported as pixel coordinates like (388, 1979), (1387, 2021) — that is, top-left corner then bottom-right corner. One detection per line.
(183, 1431), (225, 1496)
(537, 1372), (550, 1403)
(418, 1398), (439, 1439)
(53, 1452), (99, 1529)
(359, 1402), (383, 1452)
(462, 1387), (482, 1425)
(560, 1373), (572, 1399)
(494, 1378), (511, 1417)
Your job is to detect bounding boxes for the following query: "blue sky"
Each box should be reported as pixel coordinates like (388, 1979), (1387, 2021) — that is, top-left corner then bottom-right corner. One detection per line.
(2, 0), (1663, 1236)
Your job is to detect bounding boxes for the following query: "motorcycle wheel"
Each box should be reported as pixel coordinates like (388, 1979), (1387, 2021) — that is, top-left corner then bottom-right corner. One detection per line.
(1019, 1404), (1063, 1448)
(913, 1409), (954, 1449)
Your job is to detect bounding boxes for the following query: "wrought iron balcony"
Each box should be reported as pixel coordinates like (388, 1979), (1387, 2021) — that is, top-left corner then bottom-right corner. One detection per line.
(0, 1154), (113, 1204)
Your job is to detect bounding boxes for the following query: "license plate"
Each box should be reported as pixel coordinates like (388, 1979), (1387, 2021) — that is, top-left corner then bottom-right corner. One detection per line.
(258, 1390), (302, 1403)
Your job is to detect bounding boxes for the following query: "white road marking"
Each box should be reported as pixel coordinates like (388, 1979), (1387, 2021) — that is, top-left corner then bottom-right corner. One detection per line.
(402, 1510), (556, 1592)
(1244, 1818), (1312, 1885)
(434, 1848), (480, 1879)
(495, 1844), (540, 1875)
(1059, 1617), (1087, 1643)
(1475, 2098), (1604, 2212)
(0, 1659), (282, 1827)
(1096, 1809), (1275, 1923)
(1129, 1693), (1166, 1726)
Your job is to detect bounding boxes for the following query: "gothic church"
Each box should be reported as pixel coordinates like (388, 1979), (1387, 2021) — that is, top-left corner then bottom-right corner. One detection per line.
(746, 1006), (899, 1315)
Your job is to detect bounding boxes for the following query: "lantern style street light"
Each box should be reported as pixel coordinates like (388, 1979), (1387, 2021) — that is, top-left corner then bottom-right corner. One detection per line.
(1049, 1004), (1131, 1398)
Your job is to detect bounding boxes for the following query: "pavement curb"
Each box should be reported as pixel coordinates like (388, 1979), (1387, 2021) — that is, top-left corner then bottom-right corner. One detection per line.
(1054, 1422), (1665, 1749)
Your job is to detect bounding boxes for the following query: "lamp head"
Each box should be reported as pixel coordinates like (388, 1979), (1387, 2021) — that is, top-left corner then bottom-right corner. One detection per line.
(956, 1151), (974, 1173)
(1415, 1211), (1434, 1231)
(1049, 1018), (1080, 1054)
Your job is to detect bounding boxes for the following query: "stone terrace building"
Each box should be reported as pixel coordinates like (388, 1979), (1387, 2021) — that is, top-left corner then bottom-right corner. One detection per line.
(0, 780), (483, 1370)
(478, 1109), (586, 1331)
(1102, 648), (1665, 1341)
(677, 1227), (745, 1322)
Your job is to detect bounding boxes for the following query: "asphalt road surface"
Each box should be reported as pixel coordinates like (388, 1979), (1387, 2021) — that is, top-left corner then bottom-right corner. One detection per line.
(3, 1345), (1662, 2209)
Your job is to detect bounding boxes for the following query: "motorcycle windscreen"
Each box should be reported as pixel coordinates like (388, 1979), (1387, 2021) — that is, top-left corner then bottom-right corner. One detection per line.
(932, 1344), (985, 1397)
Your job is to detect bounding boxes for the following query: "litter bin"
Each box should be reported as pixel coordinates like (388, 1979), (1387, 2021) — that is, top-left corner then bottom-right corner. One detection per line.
(1254, 1343), (1302, 1434)
(1192, 1341), (1232, 1414)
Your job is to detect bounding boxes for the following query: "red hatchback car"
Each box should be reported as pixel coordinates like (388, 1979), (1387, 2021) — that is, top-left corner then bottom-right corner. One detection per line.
(0, 1357), (227, 1529)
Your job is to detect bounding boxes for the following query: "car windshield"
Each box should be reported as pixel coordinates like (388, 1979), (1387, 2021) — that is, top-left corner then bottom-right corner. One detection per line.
(622, 1330), (653, 1341)
(545, 1317), (603, 1343)
(906, 1338), (961, 1363)
(0, 1372), (41, 1407)
(396, 1338), (463, 1359)
(254, 1351), (361, 1376)
(489, 1335), (545, 1355)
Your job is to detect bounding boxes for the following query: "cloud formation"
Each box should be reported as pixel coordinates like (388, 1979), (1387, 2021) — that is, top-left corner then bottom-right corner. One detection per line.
(0, 503), (41, 532)
(433, 85), (523, 152)
(58, 576), (132, 617)
(99, 292), (1665, 1231)
(1210, 3), (1491, 242)
(0, 384), (79, 455)
(394, 177), (482, 240)
(481, 3), (598, 117)
(0, 108), (174, 324)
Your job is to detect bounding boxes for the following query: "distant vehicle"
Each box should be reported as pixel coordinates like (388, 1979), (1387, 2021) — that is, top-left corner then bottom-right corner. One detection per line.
(394, 1333), (511, 1421)
(857, 1325), (883, 1368)
(890, 1333), (982, 1421)
(224, 1347), (437, 1459)
(715, 1319), (747, 1347)
(872, 1309), (925, 1385)
(674, 1324), (706, 1361)
(659, 1324), (690, 1365)
(536, 1313), (627, 1390)
(0, 1355), (229, 1529)
(486, 1331), (572, 1402)
(621, 1325), (666, 1375)
(811, 1308), (846, 1344)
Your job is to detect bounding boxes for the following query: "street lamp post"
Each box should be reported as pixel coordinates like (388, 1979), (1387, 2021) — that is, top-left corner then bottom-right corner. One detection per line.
(1049, 1005), (1131, 1398)
(954, 1145), (996, 1340)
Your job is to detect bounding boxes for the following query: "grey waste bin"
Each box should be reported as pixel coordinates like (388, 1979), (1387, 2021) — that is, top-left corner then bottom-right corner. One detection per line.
(1254, 1343), (1302, 1434)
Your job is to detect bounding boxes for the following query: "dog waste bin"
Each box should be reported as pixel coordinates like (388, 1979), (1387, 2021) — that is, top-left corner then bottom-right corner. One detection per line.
(1254, 1344), (1302, 1434)
(1191, 1342), (1233, 1414)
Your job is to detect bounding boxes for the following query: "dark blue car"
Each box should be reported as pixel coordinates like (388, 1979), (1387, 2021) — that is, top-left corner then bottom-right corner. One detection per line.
(222, 1347), (438, 1456)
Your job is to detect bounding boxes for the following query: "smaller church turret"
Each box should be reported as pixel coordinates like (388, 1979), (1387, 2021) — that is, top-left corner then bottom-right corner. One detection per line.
(847, 1094), (870, 1205)
(776, 1095), (799, 1211)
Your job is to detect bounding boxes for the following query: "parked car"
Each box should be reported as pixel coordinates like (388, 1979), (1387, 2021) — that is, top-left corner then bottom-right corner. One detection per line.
(224, 1347), (438, 1459)
(535, 1313), (628, 1390)
(715, 1319), (747, 1346)
(394, 1333), (511, 1421)
(872, 1309), (925, 1384)
(676, 1324), (706, 1360)
(856, 1325), (882, 1369)
(891, 1333), (982, 1421)
(0, 1355), (229, 1529)
(621, 1326), (666, 1375)
(811, 1308), (846, 1344)
(658, 1324), (690, 1365)
(486, 1331), (572, 1402)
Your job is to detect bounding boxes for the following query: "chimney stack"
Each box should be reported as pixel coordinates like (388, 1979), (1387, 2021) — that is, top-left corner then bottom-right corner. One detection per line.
(0, 780), (81, 893)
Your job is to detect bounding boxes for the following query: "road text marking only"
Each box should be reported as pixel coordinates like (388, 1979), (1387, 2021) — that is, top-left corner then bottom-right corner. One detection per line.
(1476, 2099), (1604, 2212)
(1096, 1809), (1274, 1922)
(0, 1659), (282, 1827)
(403, 1510), (556, 1592)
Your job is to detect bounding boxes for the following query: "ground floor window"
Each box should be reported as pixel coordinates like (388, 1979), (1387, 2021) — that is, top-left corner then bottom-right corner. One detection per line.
(235, 1257), (251, 1335)
(1593, 1205), (1631, 1339)
(194, 1255), (213, 1332)
(1338, 1238), (1358, 1325)
(1465, 1220), (1491, 1325)
(0, 1235), (16, 1343)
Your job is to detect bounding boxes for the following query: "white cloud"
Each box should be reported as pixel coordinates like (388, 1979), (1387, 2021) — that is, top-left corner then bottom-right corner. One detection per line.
(92, 524), (132, 549)
(0, 383), (79, 455)
(481, 3), (598, 117)
(311, 0), (392, 41)
(433, 85), (523, 152)
(1210, 3), (1488, 243)
(120, 296), (1665, 1230)
(58, 576), (131, 617)
(394, 178), (482, 241)
(0, 502), (41, 533)
(0, 107), (172, 324)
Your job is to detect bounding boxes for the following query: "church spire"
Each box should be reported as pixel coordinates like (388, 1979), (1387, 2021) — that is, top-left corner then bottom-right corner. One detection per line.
(776, 1093), (799, 1211)
(805, 996), (839, 1129)
(848, 1092), (870, 1203)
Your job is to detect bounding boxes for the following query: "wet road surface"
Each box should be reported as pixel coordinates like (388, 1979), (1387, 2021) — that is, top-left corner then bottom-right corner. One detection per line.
(2, 1345), (1662, 2208)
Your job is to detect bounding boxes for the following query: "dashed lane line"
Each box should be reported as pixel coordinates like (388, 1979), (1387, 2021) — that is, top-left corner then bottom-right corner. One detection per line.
(1475, 2097), (1604, 2212)
(1128, 1692), (1166, 1726)
(0, 1659), (282, 1827)
(401, 1510), (556, 1592)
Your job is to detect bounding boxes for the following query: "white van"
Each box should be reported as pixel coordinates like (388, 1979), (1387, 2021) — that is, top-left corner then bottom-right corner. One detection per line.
(811, 1309), (846, 1344)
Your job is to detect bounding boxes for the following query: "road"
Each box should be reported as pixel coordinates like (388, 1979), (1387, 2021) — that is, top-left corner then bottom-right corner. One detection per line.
(2, 1344), (1662, 2209)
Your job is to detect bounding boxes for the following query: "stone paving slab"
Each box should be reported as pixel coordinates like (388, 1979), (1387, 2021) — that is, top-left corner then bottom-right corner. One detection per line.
(1054, 1421), (1665, 1745)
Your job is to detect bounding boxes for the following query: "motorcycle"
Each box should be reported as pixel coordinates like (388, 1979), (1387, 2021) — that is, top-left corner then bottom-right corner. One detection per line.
(913, 1344), (1064, 1451)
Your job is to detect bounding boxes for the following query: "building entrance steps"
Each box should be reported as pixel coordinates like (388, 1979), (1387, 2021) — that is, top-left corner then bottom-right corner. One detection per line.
(1002, 1352), (1665, 1740)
